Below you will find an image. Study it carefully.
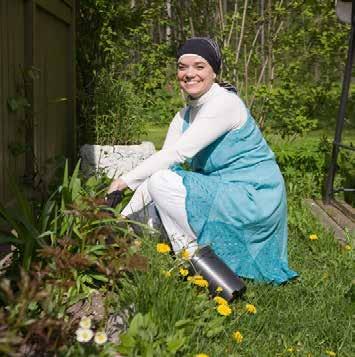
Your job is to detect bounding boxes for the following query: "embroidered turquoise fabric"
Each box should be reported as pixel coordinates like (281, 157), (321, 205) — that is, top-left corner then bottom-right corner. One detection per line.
(172, 107), (298, 284)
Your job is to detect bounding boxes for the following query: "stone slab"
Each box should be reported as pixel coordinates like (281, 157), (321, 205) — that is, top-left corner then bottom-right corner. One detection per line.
(80, 141), (156, 178)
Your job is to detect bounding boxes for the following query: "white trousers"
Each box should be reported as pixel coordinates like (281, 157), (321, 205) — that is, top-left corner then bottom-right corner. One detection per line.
(121, 169), (198, 254)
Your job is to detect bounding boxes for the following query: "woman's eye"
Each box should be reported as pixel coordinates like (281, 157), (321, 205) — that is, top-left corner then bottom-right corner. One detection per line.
(196, 66), (205, 70)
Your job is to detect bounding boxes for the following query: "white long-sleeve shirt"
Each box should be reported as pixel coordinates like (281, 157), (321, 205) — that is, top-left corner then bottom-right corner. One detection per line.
(121, 83), (248, 190)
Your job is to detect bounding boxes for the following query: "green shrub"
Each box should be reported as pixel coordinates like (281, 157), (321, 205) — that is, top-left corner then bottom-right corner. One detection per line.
(338, 146), (355, 206)
(143, 83), (185, 126)
(77, 1), (351, 143)
(269, 134), (354, 205)
(88, 70), (146, 145)
(254, 84), (326, 137)
(269, 136), (327, 198)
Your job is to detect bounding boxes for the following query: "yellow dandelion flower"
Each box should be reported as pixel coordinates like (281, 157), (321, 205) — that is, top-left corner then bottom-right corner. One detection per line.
(245, 303), (257, 314)
(94, 331), (108, 345)
(309, 234), (318, 241)
(162, 270), (171, 277)
(181, 249), (190, 260)
(217, 304), (232, 316)
(232, 330), (243, 343)
(195, 354), (209, 357)
(156, 243), (171, 254)
(287, 347), (294, 352)
(193, 278), (209, 288)
(179, 268), (189, 277)
(187, 275), (206, 285)
(76, 327), (94, 343)
(216, 286), (223, 292)
(213, 296), (228, 305)
(79, 316), (92, 329)
(344, 244), (351, 251)
(325, 351), (336, 357)
(187, 275), (203, 281)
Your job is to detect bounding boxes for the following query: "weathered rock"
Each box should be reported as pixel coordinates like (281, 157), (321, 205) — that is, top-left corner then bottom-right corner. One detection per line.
(80, 142), (156, 178)
(67, 291), (105, 321)
(67, 291), (135, 344)
(105, 304), (135, 343)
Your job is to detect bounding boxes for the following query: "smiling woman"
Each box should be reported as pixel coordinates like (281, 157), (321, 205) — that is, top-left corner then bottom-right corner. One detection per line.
(108, 37), (298, 284)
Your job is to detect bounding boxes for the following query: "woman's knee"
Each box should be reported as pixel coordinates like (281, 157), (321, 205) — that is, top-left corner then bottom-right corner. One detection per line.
(147, 169), (181, 201)
(147, 169), (171, 199)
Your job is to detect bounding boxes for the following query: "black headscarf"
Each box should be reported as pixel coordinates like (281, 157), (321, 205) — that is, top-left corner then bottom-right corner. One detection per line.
(176, 37), (222, 74)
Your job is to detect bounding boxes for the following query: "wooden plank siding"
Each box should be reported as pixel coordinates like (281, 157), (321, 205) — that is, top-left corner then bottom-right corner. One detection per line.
(0, 0), (26, 204)
(0, 0), (76, 204)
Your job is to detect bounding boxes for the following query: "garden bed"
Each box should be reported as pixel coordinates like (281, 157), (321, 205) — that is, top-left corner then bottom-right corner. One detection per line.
(0, 161), (353, 356)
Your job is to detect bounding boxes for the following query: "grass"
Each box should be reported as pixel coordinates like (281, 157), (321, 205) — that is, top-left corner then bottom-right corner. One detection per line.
(118, 198), (353, 356)
(125, 123), (354, 356)
(141, 124), (169, 149)
(141, 124), (355, 151)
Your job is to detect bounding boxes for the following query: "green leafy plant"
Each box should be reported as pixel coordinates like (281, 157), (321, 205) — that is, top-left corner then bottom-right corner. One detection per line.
(338, 145), (355, 206)
(253, 84), (318, 137)
(0, 180), (56, 270)
(91, 70), (147, 145)
(118, 312), (187, 356)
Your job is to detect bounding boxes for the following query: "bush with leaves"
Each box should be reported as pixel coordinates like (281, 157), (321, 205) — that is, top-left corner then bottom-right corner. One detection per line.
(77, 0), (177, 145)
(338, 146), (355, 206)
(91, 70), (146, 145)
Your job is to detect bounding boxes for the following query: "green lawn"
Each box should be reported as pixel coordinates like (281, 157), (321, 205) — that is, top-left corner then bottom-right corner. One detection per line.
(141, 124), (169, 149)
(118, 199), (353, 356)
(141, 125), (355, 151)
(122, 123), (354, 356)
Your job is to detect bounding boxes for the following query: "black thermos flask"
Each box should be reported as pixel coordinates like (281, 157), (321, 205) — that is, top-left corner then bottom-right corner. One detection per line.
(189, 245), (246, 302)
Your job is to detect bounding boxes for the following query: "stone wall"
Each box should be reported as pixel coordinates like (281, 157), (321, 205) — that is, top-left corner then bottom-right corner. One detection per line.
(80, 142), (156, 178)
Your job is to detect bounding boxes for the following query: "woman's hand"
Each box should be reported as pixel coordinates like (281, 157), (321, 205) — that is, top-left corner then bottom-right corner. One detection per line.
(107, 177), (128, 194)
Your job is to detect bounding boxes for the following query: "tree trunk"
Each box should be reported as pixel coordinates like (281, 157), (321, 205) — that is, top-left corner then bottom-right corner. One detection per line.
(259, 0), (265, 82)
(267, 0), (273, 84)
(166, 0), (172, 42)
(236, 0), (248, 64)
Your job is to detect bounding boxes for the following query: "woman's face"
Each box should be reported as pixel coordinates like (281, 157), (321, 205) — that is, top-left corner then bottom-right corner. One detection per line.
(177, 55), (216, 98)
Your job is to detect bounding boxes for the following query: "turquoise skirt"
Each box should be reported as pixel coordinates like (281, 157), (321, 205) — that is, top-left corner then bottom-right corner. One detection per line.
(173, 109), (298, 284)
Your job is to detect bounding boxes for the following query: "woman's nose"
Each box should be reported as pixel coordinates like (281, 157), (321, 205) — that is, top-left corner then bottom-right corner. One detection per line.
(185, 67), (196, 77)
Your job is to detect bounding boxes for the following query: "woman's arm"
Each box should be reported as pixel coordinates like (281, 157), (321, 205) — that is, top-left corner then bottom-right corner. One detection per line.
(119, 95), (247, 190)
(108, 111), (184, 194)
